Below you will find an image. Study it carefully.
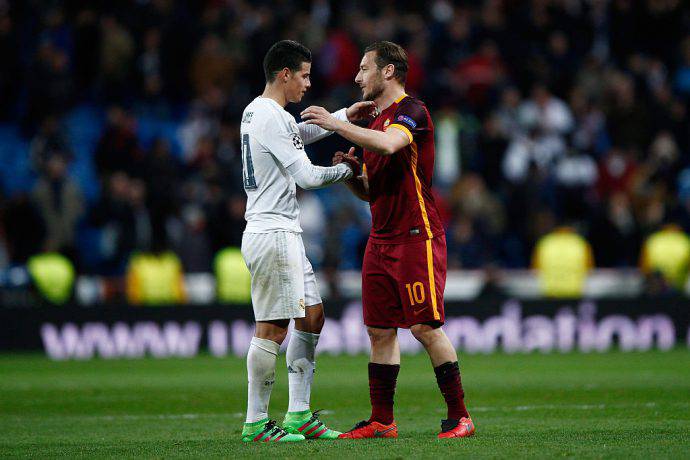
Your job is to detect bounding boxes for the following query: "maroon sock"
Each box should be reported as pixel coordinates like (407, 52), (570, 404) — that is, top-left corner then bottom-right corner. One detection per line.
(434, 361), (469, 420)
(368, 362), (400, 425)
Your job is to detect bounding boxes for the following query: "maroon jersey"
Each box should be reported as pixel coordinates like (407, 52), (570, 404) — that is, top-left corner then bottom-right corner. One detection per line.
(364, 94), (443, 244)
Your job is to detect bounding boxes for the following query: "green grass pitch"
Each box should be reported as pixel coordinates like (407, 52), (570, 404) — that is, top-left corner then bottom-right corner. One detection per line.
(1, 350), (689, 458)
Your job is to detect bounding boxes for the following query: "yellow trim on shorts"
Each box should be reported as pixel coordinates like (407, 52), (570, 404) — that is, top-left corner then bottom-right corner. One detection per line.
(425, 239), (440, 320)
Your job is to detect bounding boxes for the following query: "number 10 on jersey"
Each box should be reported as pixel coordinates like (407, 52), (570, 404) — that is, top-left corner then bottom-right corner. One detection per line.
(242, 133), (257, 190)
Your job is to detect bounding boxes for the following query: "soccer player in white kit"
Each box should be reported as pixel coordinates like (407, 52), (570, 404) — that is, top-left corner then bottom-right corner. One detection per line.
(239, 40), (373, 442)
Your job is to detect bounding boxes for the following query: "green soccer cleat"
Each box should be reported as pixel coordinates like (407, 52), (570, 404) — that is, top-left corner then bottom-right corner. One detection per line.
(283, 410), (342, 440)
(241, 418), (305, 442)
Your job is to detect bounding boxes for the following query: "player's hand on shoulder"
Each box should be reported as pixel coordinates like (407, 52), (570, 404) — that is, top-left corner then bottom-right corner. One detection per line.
(345, 101), (377, 122)
(301, 106), (339, 131)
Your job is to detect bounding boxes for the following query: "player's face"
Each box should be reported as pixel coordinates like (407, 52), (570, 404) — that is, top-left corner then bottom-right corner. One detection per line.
(286, 61), (311, 103)
(355, 52), (385, 101)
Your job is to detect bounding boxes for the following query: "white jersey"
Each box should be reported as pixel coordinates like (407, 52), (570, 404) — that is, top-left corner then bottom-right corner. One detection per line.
(240, 97), (348, 233)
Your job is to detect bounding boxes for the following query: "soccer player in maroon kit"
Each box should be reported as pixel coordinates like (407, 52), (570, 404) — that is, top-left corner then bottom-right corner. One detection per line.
(301, 41), (474, 439)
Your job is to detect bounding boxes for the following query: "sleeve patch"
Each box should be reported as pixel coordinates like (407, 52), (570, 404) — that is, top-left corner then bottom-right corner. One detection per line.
(291, 133), (304, 150)
(396, 114), (417, 129)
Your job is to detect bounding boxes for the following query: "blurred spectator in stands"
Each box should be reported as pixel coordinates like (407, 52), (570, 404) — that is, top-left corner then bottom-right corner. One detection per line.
(90, 172), (142, 274)
(640, 224), (690, 294)
(604, 72), (651, 150)
(532, 224), (594, 298)
(476, 113), (508, 191)
(544, 30), (577, 98)
(72, 7), (99, 96)
(447, 214), (491, 269)
(569, 87), (608, 156)
(128, 178), (152, 253)
(589, 192), (641, 267)
(94, 106), (143, 179)
(173, 204), (212, 273)
(179, 86), (225, 160)
(502, 126), (566, 184)
(454, 39), (506, 110)
(208, 194), (245, 253)
(137, 27), (168, 117)
(0, 8), (21, 121)
(608, 0), (638, 66)
(24, 41), (73, 131)
(142, 138), (180, 232)
(2, 194), (45, 265)
(674, 35), (690, 99)
(554, 146), (598, 221)
(99, 15), (134, 103)
(495, 86), (522, 139)
(596, 147), (638, 199)
(649, 83), (688, 154)
(518, 83), (574, 138)
(31, 149), (83, 260)
(190, 33), (234, 97)
(449, 173), (505, 239)
(29, 116), (72, 174)
(642, 131), (682, 193)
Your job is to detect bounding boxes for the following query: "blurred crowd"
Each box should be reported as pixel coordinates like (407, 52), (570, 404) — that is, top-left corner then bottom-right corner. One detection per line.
(0, 0), (689, 279)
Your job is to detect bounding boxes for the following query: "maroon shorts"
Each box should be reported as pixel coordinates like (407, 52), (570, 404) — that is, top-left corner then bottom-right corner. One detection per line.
(362, 235), (447, 329)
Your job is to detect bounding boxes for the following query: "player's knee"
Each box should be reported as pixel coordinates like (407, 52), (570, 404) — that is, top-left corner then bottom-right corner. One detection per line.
(255, 326), (289, 344)
(410, 323), (438, 346)
(367, 326), (396, 345)
(309, 307), (325, 333)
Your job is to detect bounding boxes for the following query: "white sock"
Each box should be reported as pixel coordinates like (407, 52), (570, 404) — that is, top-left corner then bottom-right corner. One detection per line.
(246, 337), (280, 423)
(286, 329), (319, 413)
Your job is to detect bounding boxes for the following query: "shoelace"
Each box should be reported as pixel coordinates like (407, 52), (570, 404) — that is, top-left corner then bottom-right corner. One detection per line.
(350, 420), (370, 431)
(307, 409), (324, 425)
(440, 419), (458, 432)
(262, 420), (288, 439)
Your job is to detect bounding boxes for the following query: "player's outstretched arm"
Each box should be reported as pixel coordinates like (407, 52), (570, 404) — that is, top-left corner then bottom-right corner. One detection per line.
(297, 102), (376, 145)
(301, 105), (409, 155)
(286, 152), (354, 190)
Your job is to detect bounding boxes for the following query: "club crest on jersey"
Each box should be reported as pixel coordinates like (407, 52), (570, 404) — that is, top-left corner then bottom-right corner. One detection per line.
(383, 118), (390, 129)
(397, 115), (417, 128)
(291, 133), (304, 150)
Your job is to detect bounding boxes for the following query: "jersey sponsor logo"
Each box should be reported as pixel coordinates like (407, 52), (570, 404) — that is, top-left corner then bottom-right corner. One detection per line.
(298, 298), (305, 310)
(409, 227), (420, 235)
(383, 118), (390, 129)
(291, 133), (304, 150)
(242, 111), (254, 123)
(397, 114), (417, 129)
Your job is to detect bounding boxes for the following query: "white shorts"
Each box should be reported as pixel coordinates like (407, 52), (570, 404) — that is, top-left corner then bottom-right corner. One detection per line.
(241, 231), (322, 321)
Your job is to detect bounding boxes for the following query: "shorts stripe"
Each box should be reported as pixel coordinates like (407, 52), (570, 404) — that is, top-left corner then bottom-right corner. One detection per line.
(425, 239), (440, 320)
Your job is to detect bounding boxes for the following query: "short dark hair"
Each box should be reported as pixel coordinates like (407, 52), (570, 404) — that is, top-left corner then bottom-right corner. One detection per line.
(364, 41), (408, 84)
(263, 40), (312, 83)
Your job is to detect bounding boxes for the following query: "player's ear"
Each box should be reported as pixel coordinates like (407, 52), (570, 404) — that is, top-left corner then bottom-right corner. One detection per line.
(280, 68), (291, 82)
(383, 63), (395, 80)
